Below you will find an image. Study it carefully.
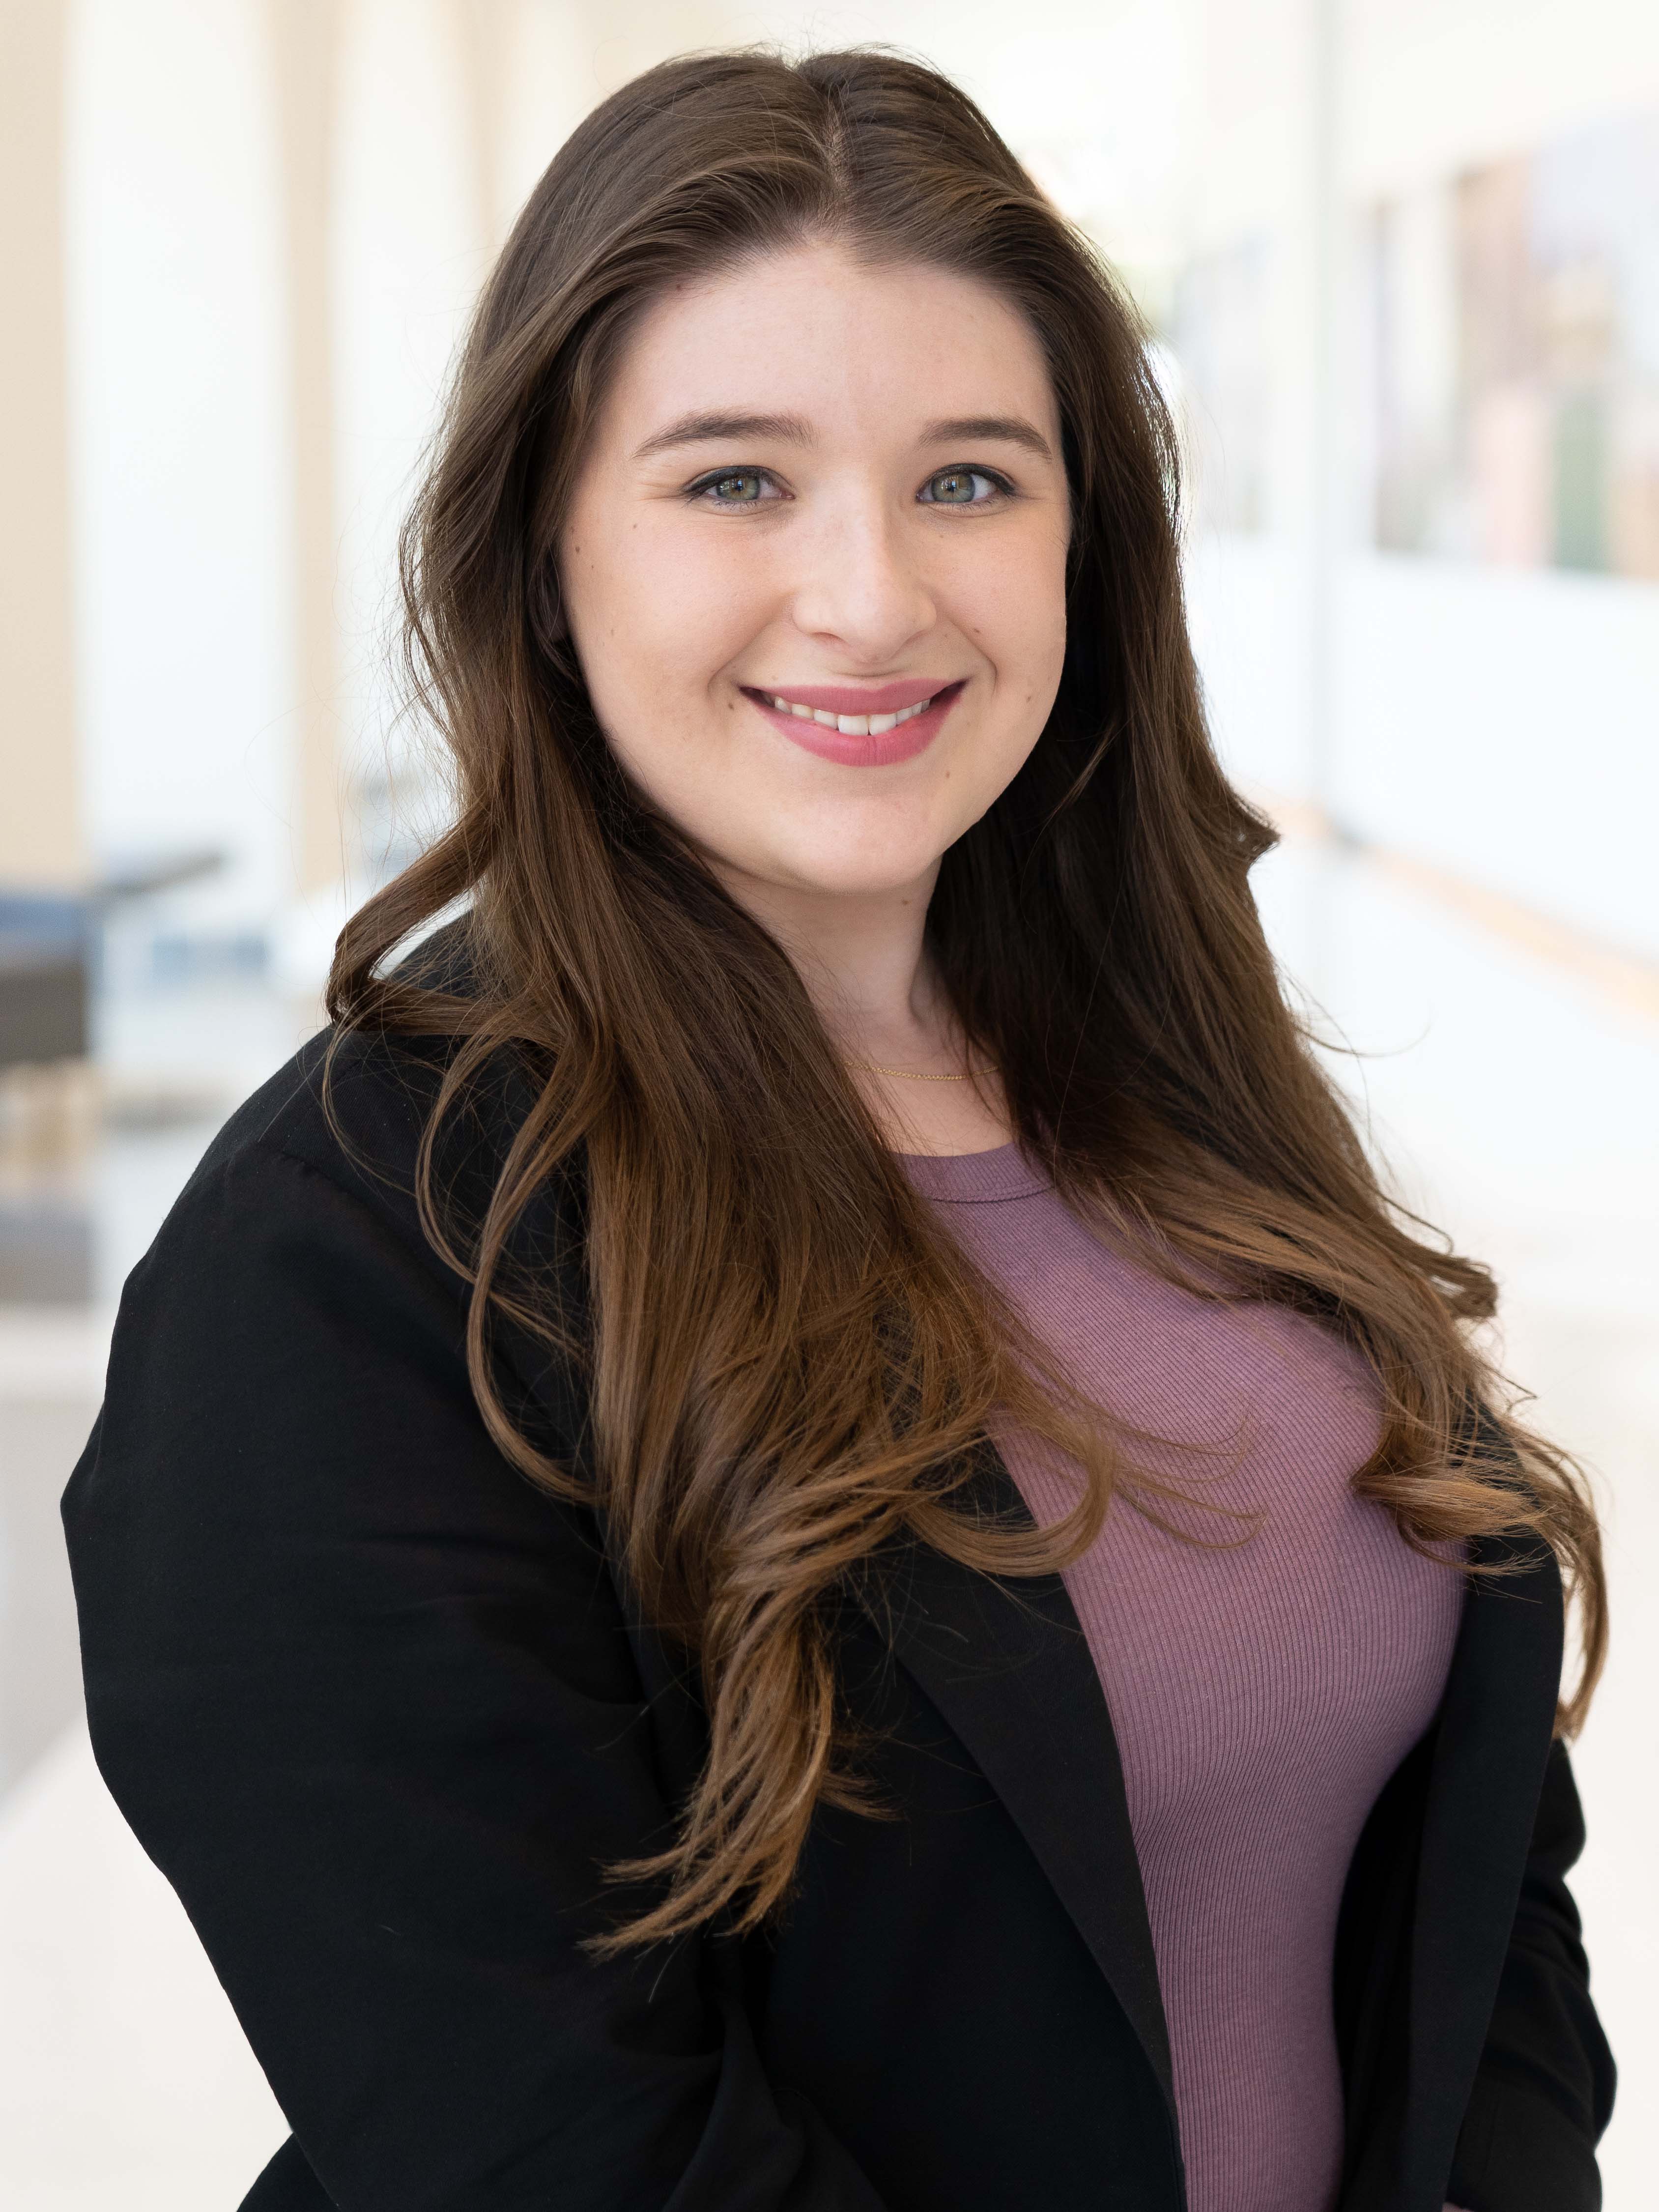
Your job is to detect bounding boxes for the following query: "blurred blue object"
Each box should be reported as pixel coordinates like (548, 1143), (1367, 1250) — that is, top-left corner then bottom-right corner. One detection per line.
(0, 897), (88, 1071)
(0, 852), (223, 1072)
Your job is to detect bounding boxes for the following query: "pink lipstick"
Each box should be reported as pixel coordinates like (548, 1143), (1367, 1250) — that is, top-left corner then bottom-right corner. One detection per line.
(744, 679), (967, 768)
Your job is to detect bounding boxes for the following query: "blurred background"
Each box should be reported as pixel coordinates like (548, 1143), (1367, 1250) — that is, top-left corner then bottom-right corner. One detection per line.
(1, 0), (1655, 2203)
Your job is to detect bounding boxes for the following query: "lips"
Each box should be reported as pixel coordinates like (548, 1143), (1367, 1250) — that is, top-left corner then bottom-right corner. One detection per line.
(748, 678), (949, 719)
(745, 680), (967, 768)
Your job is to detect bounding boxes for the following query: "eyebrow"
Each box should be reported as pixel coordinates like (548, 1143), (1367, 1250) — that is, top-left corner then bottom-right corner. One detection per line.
(920, 415), (1055, 460)
(633, 411), (814, 459)
(632, 409), (1056, 463)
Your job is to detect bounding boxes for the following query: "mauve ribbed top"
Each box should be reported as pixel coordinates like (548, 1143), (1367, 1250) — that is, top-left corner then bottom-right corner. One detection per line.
(896, 1140), (1465, 2212)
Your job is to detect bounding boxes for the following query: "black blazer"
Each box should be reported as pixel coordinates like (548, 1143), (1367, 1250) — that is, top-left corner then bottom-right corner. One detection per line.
(61, 1023), (1614, 2212)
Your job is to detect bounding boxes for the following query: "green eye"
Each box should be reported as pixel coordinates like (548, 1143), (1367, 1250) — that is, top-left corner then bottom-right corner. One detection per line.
(706, 471), (766, 503)
(922, 468), (995, 505)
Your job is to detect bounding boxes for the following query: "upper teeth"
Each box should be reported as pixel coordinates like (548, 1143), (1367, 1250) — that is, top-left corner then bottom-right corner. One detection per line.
(769, 694), (934, 736)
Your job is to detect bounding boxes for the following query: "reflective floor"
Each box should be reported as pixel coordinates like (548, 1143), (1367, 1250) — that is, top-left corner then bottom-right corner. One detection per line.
(1, 845), (1654, 2208)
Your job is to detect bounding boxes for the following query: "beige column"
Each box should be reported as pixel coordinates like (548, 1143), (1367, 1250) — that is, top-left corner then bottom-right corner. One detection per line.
(0, 0), (82, 887)
(454, 0), (602, 255)
(268, 0), (347, 896)
(456, 0), (520, 255)
(585, 1), (746, 96)
(455, 0), (747, 259)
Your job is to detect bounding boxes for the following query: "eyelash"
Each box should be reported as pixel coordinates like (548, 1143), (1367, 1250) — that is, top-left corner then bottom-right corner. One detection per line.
(683, 465), (1017, 510)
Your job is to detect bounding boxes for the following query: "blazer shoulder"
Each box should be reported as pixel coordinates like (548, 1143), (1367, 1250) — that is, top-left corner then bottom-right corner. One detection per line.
(134, 991), (591, 1451)
(193, 913), (496, 1200)
(200, 1023), (448, 1206)
(78, 1012), (596, 1571)
(181, 926), (560, 1292)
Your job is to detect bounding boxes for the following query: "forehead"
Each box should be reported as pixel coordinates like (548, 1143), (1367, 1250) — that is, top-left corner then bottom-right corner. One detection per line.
(602, 242), (1060, 449)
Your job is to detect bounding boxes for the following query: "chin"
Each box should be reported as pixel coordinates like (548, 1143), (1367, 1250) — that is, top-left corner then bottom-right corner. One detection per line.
(765, 802), (962, 891)
(763, 841), (945, 901)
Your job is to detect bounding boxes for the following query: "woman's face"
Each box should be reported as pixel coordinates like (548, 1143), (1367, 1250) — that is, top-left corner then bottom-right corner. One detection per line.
(558, 240), (1070, 913)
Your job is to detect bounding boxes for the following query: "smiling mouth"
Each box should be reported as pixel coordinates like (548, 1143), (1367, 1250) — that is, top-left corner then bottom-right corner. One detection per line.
(742, 681), (965, 737)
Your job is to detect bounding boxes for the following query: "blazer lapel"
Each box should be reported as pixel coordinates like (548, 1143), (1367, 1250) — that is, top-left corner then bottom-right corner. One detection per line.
(852, 1440), (1180, 2160)
(1396, 1525), (1564, 2209)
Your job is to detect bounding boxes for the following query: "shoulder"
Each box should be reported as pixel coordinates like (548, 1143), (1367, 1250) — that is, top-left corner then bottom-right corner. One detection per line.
(96, 1018), (492, 1472)
(165, 919), (576, 1314)
(67, 936), (605, 1658)
(185, 1020), (458, 1281)
(200, 908), (480, 1227)
(96, 919), (595, 1485)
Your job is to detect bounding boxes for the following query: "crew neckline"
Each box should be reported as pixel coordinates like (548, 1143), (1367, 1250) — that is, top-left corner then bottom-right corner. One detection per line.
(891, 1139), (1054, 1204)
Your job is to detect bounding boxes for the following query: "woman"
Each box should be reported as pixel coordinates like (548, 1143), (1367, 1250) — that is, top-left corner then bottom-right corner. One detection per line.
(63, 47), (1612, 2212)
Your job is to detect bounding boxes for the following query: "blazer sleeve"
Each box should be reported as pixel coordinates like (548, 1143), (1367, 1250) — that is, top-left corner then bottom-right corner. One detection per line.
(1445, 1735), (1616, 2212)
(61, 1134), (889, 2212)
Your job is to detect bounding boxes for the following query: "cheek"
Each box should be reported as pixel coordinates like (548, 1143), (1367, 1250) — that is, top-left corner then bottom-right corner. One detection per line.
(566, 513), (774, 723)
(957, 529), (1069, 695)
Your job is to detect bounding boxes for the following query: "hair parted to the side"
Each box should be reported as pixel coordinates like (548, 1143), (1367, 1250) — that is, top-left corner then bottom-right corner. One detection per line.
(325, 44), (1605, 1957)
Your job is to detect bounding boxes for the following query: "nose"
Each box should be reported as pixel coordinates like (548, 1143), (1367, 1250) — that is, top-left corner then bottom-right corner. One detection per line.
(788, 487), (936, 667)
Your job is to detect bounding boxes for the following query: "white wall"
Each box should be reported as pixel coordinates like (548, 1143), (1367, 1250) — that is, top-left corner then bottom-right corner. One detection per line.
(1177, 0), (1659, 962)
(1330, 0), (1659, 952)
(325, 0), (487, 901)
(66, 0), (295, 930)
(1337, 559), (1659, 952)
(66, 0), (501, 978)
(1341, 0), (1659, 198)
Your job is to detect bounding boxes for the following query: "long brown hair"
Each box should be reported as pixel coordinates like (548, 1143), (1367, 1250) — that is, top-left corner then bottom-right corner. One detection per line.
(327, 46), (1605, 1955)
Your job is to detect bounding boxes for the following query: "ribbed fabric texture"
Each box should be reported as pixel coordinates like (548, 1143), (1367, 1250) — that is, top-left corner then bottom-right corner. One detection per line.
(897, 1140), (1464, 2212)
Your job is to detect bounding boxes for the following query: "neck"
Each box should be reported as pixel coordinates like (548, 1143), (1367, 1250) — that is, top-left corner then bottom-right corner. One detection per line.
(706, 851), (1012, 1156)
(709, 854), (957, 1067)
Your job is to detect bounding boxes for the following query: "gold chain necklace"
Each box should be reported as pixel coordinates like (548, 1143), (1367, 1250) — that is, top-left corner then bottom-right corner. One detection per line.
(848, 1062), (1000, 1082)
